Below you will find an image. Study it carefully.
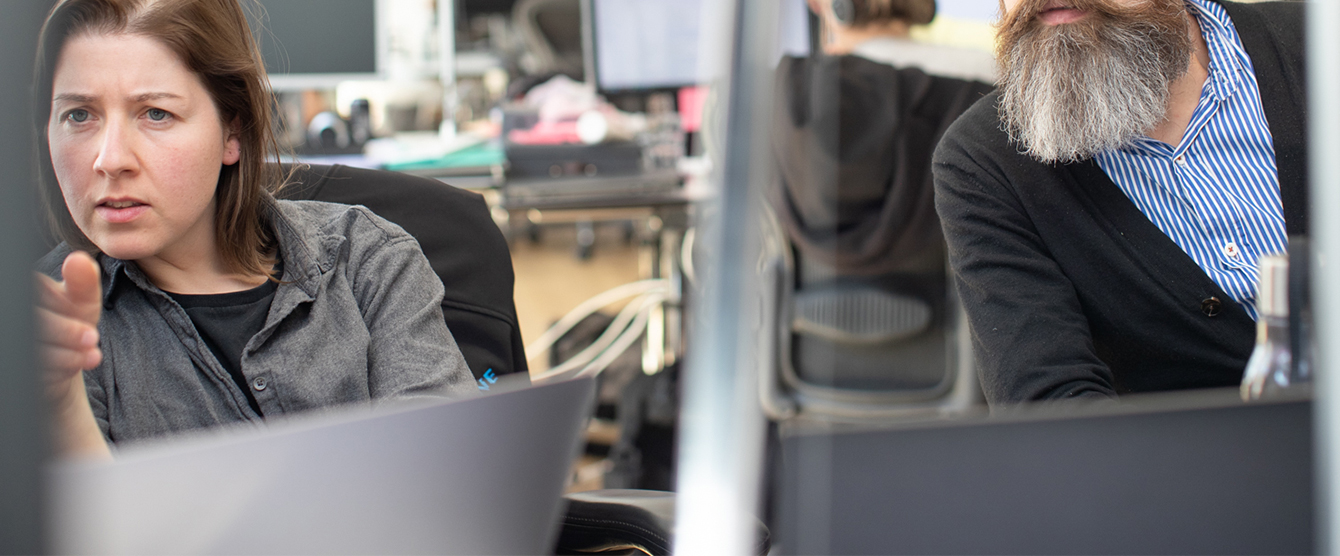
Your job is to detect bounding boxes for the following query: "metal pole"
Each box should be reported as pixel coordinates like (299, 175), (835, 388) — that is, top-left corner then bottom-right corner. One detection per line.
(437, 0), (457, 138)
(1310, 0), (1340, 552)
(0, 0), (53, 553)
(673, 0), (778, 553)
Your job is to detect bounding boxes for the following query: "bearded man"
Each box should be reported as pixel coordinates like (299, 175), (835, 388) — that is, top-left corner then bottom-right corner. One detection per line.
(931, 0), (1306, 404)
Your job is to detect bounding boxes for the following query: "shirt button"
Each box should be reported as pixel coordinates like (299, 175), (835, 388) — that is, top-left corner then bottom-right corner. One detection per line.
(1223, 242), (1240, 259)
(252, 376), (268, 391)
(1175, 155), (1188, 167)
(1202, 297), (1223, 317)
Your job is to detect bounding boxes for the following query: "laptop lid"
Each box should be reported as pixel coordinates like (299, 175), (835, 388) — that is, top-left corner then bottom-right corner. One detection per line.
(50, 376), (595, 555)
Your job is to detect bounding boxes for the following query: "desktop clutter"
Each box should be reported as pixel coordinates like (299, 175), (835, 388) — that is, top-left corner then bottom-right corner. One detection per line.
(501, 74), (701, 182)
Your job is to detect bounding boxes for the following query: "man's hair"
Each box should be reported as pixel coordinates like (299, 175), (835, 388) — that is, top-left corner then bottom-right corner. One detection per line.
(846, 0), (936, 27)
(33, 0), (286, 278)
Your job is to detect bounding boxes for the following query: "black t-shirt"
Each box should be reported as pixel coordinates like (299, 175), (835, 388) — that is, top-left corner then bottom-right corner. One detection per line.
(168, 278), (279, 416)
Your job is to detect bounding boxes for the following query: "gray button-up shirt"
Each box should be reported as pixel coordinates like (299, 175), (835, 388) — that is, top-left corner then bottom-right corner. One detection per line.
(38, 200), (477, 445)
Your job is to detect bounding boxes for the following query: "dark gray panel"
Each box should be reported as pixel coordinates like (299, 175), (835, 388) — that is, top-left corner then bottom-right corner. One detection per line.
(777, 395), (1313, 555)
(52, 378), (595, 554)
(249, 0), (377, 75)
(0, 0), (51, 553)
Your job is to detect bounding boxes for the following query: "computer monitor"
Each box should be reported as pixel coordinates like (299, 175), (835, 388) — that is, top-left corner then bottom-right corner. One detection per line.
(246, 0), (385, 91)
(584, 0), (809, 94)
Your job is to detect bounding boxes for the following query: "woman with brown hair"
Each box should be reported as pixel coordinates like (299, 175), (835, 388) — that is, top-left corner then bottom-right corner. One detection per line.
(35, 0), (475, 458)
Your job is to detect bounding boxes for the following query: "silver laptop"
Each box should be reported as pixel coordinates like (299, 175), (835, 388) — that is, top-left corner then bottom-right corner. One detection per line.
(49, 376), (595, 555)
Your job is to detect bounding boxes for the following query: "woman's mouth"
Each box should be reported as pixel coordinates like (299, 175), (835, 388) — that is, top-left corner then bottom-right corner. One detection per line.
(95, 200), (149, 224)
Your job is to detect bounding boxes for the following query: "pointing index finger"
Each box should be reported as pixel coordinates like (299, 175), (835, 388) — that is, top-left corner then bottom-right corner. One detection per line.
(59, 251), (103, 326)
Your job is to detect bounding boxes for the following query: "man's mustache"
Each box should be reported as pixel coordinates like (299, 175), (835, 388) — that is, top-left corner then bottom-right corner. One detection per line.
(998, 0), (1185, 35)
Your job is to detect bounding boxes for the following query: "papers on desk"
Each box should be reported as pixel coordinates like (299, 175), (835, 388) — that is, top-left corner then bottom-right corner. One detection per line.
(363, 131), (484, 167)
(384, 142), (506, 174)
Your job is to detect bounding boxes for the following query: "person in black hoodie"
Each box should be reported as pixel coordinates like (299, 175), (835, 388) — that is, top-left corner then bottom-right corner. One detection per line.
(772, 0), (994, 279)
(768, 0), (994, 391)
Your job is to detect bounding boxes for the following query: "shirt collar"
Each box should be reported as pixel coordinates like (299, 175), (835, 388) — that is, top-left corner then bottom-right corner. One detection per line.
(1186, 0), (1245, 103)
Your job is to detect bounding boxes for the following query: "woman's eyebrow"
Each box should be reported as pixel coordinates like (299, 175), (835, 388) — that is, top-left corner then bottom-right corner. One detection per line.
(51, 92), (185, 103)
(131, 92), (184, 103)
(52, 92), (96, 103)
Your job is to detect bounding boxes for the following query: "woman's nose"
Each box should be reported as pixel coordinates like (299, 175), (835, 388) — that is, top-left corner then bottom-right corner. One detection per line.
(92, 121), (138, 178)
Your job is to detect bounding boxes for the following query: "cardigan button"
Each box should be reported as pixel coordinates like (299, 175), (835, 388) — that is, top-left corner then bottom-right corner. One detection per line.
(252, 376), (268, 391)
(1201, 297), (1223, 317)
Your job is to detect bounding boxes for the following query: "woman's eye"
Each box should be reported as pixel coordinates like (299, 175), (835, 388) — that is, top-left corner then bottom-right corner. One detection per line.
(66, 109), (90, 123)
(146, 108), (171, 121)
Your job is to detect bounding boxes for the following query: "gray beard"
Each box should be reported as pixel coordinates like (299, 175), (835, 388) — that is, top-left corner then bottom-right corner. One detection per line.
(997, 18), (1192, 164)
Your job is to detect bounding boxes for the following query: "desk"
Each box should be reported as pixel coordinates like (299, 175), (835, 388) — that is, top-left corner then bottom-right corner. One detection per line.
(296, 140), (507, 191)
(774, 389), (1313, 555)
(502, 170), (686, 211)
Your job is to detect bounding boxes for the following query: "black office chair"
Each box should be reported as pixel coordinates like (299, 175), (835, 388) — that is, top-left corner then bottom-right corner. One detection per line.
(760, 55), (989, 422)
(554, 489), (771, 556)
(278, 164), (529, 385)
(760, 225), (978, 421)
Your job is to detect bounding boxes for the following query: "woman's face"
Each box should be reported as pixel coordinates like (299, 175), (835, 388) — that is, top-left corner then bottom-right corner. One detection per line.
(48, 32), (240, 265)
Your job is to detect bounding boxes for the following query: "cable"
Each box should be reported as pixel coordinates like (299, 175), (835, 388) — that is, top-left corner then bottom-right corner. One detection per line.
(680, 226), (697, 286)
(533, 292), (663, 383)
(525, 279), (669, 361)
(576, 294), (661, 378)
(534, 293), (652, 381)
(532, 291), (666, 383)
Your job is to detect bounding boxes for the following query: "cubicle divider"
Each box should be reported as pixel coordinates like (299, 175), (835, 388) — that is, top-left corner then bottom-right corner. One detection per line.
(1309, 0), (1340, 553)
(0, 1), (52, 553)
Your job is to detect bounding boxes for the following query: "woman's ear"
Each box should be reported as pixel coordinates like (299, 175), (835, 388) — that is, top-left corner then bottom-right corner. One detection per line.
(223, 118), (241, 165)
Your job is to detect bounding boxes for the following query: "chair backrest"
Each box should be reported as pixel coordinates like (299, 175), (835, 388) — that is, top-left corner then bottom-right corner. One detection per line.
(278, 164), (529, 387)
(760, 221), (978, 423)
(761, 55), (990, 422)
(513, 0), (583, 79)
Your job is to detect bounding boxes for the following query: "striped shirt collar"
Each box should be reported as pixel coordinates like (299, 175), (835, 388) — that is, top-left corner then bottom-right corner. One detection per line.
(1187, 0), (1248, 104)
(1126, 0), (1250, 155)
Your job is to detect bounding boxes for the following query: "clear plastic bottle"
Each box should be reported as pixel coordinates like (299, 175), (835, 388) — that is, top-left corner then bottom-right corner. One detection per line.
(1241, 254), (1297, 400)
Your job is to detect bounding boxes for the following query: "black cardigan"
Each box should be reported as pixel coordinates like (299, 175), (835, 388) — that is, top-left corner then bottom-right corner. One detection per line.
(931, 0), (1307, 404)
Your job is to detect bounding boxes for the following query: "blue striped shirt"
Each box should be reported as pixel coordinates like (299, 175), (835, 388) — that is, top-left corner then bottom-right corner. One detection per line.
(1094, 0), (1286, 321)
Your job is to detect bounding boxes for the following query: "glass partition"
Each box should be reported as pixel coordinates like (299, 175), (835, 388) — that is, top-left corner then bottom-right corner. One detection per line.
(676, 0), (1337, 553)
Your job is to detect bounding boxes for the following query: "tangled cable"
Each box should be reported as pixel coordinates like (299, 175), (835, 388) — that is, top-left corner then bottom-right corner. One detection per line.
(529, 279), (672, 383)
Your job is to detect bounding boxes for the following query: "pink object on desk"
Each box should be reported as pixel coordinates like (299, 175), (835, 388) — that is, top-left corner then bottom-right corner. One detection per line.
(678, 86), (708, 133)
(507, 119), (583, 145)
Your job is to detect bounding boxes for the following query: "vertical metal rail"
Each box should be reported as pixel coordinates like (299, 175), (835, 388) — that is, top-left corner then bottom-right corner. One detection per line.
(0, 0), (52, 553)
(673, 0), (779, 553)
(1311, 0), (1340, 553)
(437, 0), (457, 138)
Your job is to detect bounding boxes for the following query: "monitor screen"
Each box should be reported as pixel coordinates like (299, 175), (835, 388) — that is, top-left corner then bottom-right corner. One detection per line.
(247, 0), (382, 90)
(587, 0), (810, 93)
(776, 0), (812, 59)
(589, 0), (701, 93)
